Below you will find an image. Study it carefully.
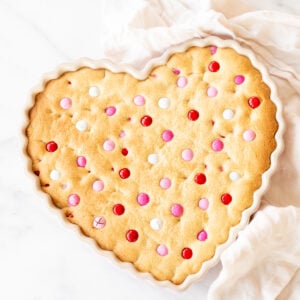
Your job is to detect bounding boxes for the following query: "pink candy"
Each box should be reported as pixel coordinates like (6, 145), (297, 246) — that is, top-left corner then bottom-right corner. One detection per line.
(162, 130), (174, 142)
(60, 97), (72, 109)
(133, 95), (145, 106)
(181, 148), (194, 161)
(234, 75), (245, 85)
(171, 204), (184, 217)
(68, 194), (80, 206)
(243, 130), (256, 141)
(103, 139), (115, 151)
(160, 178), (171, 189)
(177, 76), (188, 88)
(198, 198), (209, 210)
(93, 180), (104, 192)
(210, 45), (217, 55)
(93, 216), (106, 229)
(157, 244), (168, 256)
(207, 87), (218, 97)
(211, 139), (224, 152)
(197, 230), (208, 241)
(76, 156), (87, 167)
(105, 106), (116, 116)
(137, 193), (150, 206)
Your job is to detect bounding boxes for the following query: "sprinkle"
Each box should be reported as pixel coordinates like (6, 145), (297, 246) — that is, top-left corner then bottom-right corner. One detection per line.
(46, 141), (58, 152)
(194, 173), (206, 185)
(76, 156), (87, 167)
(93, 216), (106, 229)
(119, 168), (130, 179)
(92, 180), (104, 192)
(223, 109), (235, 120)
(158, 97), (170, 109)
(157, 244), (168, 256)
(171, 204), (184, 217)
(221, 193), (232, 205)
(208, 61), (220, 72)
(113, 204), (125, 215)
(229, 172), (241, 181)
(60, 97), (72, 109)
(150, 218), (163, 230)
(126, 229), (139, 242)
(207, 87), (218, 97)
(197, 230), (208, 241)
(160, 177), (171, 189)
(140, 115), (152, 127)
(137, 193), (150, 206)
(103, 139), (115, 151)
(243, 130), (256, 141)
(50, 169), (60, 180)
(181, 149), (194, 161)
(105, 106), (116, 116)
(68, 194), (80, 206)
(133, 95), (145, 106)
(234, 75), (245, 85)
(177, 76), (188, 88)
(248, 96), (261, 109)
(198, 198), (209, 210)
(211, 139), (224, 152)
(75, 120), (88, 131)
(161, 130), (174, 142)
(89, 86), (99, 97)
(182, 247), (193, 259)
(188, 109), (199, 121)
(148, 153), (158, 165)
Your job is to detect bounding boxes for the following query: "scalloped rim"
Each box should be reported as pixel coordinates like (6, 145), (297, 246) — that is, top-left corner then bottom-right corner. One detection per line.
(22, 36), (284, 291)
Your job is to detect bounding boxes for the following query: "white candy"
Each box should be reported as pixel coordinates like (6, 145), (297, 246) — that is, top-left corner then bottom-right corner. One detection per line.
(229, 171), (241, 181)
(158, 97), (170, 109)
(75, 120), (88, 132)
(89, 86), (99, 97)
(223, 109), (234, 120)
(148, 153), (158, 165)
(150, 218), (163, 230)
(50, 169), (61, 181)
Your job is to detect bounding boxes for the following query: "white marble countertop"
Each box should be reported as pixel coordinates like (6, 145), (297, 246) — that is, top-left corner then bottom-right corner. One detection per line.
(0, 1), (299, 299)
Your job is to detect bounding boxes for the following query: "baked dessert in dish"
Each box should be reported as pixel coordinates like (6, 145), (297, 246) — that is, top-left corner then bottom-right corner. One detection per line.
(24, 38), (283, 289)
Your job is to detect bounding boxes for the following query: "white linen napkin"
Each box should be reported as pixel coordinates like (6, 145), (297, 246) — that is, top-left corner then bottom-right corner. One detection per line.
(98, 0), (300, 298)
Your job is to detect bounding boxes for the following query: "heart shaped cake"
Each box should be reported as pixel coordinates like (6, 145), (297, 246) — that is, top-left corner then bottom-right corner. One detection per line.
(25, 38), (282, 288)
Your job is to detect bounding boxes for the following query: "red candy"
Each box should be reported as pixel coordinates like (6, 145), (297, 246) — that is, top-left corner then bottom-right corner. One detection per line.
(113, 204), (125, 215)
(126, 229), (139, 242)
(221, 193), (232, 205)
(119, 168), (130, 179)
(140, 115), (152, 127)
(121, 148), (128, 156)
(208, 61), (220, 72)
(182, 247), (193, 259)
(248, 96), (261, 109)
(46, 141), (58, 152)
(194, 173), (206, 184)
(188, 109), (199, 121)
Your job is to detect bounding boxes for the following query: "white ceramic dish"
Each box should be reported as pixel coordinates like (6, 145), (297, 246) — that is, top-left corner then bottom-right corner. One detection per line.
(22, 36), (284, 290)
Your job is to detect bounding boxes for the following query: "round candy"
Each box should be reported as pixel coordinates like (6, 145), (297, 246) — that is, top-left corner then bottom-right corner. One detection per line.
(119, 131), (126, 138)
(133, 95), (145, 106)
(103, 139), (115, 151)
(89, 86), (99, 97)
(93, 180), (104, 192)
(208, 61), (220, 72)
(150, 218), (163, 230)
(157, 244), (168, 256)
(243, 130), (256, 141)
(113, 204), (125, 215)
(76, 156), (87, 167)
(141, 115), (152, 127)
(60, 97), (72, 109)
(93, 216), (106, 229)
(121, 148), (128, 156)
(160, 178), (171, 189)
(234, 75), (245, 85)
(171, 204), (184, 217)
(119, 168), (130, 179)
(177, 76), (188, 88)
(50, 169), (60, 181)
(197, 230), (208, 241)
(211, 139), (224, 152)
(148, 153), (158, 165)
(126, 229), (139, 242)
(172, 68), (180, 75)
(229, 171), (241, 181)
(223, 109), (235, 120)
(75, 120), (88, 132)
(137, 193), (150, 206)
(198, 198), (209, 210)
(158, 97), (170, 109)
(194, 173), (206, 185)
(46, 141), (58, 152)
(210, 45), (217, 55)
(181, 149), (193, 161)
(248, 96), (261, 109)
(161, 130), (174, 142)
(182, 247), (193, 259)
(188, 109), (199, 121)
(105, 106), (116, 116)
(207, 87), (218, 97)
(68, 194), (80, 206)
(221, 193), (232, 205)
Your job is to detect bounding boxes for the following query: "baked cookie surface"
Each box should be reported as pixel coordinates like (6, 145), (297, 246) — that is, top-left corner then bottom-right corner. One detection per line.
(26, 43), (279, 285)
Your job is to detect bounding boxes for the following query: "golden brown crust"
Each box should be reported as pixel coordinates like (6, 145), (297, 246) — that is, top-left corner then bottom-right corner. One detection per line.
(26, 46), (278, 284)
